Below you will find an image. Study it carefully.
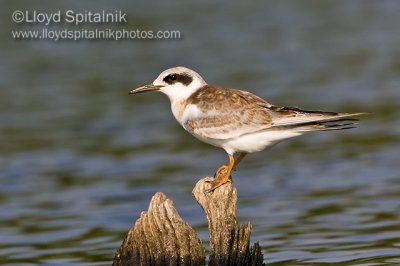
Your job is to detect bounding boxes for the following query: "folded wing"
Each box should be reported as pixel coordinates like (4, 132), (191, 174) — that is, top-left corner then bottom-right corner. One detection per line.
(183, 86), (364, 140)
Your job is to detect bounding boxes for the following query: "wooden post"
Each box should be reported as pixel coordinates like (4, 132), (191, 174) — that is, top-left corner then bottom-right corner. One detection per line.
(113, 177), (264, 266)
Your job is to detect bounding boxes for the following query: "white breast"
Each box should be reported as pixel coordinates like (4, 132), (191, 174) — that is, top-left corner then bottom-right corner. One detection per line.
(171, 102), (202, 126)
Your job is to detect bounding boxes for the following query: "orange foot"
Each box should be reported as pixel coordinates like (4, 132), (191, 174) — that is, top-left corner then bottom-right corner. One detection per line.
(207, 164), (232, 192)
(206, 154), (236, 192)
(206, 152), (248, 192)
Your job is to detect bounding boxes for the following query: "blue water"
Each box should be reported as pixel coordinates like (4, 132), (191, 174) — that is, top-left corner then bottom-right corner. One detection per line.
(1, 1), (400, 265)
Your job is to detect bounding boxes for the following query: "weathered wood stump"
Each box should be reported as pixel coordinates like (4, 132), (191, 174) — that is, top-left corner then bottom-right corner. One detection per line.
(113, 177), (264, 266)
(112, 192), (204, 266)
(193, 177), (264, 266)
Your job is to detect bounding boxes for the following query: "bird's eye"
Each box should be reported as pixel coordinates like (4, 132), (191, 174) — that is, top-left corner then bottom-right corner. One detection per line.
(163, 74), (177, 84)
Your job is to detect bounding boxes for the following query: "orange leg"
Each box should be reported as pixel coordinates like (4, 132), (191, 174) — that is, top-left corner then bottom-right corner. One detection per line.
(207, 154), (236, 192)
(233, 152), (247, 170)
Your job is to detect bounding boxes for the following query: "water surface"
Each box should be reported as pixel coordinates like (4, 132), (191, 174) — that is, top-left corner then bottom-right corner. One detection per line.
(1, 1), (400, 265)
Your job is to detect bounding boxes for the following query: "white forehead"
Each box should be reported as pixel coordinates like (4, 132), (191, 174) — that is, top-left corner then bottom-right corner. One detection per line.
(153, 66), (206, 84)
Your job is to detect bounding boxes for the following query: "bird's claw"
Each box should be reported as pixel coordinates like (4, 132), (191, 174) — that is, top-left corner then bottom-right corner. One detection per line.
(205, 165), (232, 193)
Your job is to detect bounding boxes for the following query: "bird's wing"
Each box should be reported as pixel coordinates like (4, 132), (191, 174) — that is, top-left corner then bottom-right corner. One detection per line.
(184, 85), (365, 140)
(267, 106), (365, 131)
(183, 86), (274, 140)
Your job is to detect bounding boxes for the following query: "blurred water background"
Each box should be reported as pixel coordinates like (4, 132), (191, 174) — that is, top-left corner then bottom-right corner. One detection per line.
(1, 1), (400, 265)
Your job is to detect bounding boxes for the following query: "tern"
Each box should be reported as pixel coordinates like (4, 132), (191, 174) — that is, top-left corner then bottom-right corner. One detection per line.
(130, 67), (364, 191)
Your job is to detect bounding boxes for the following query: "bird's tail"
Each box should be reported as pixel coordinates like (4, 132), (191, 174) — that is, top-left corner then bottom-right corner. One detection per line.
(281, 118), (360, 132)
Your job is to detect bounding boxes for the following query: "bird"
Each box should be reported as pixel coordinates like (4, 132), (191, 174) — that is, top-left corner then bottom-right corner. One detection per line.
(129, 66), (364, 191)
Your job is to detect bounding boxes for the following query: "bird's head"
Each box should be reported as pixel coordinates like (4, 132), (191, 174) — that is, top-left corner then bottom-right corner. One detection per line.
(130, 66), (207, 102)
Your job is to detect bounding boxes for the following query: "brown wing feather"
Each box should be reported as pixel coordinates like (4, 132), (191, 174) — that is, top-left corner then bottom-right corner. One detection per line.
(184, 86), (365, 139)
(184, 85), (274, 139)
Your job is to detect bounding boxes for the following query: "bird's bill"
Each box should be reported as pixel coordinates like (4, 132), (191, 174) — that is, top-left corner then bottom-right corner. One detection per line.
(129, 84), (163, 94)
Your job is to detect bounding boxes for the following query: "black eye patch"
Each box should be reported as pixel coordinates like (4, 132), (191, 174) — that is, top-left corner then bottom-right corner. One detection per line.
(163, 73), (193, 86)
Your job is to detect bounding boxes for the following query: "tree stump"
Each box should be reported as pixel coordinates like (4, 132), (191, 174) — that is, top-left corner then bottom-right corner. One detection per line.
(113, 177), (264, 266)
(112, 192), (205, 266)
(193, 177), (264, 266)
